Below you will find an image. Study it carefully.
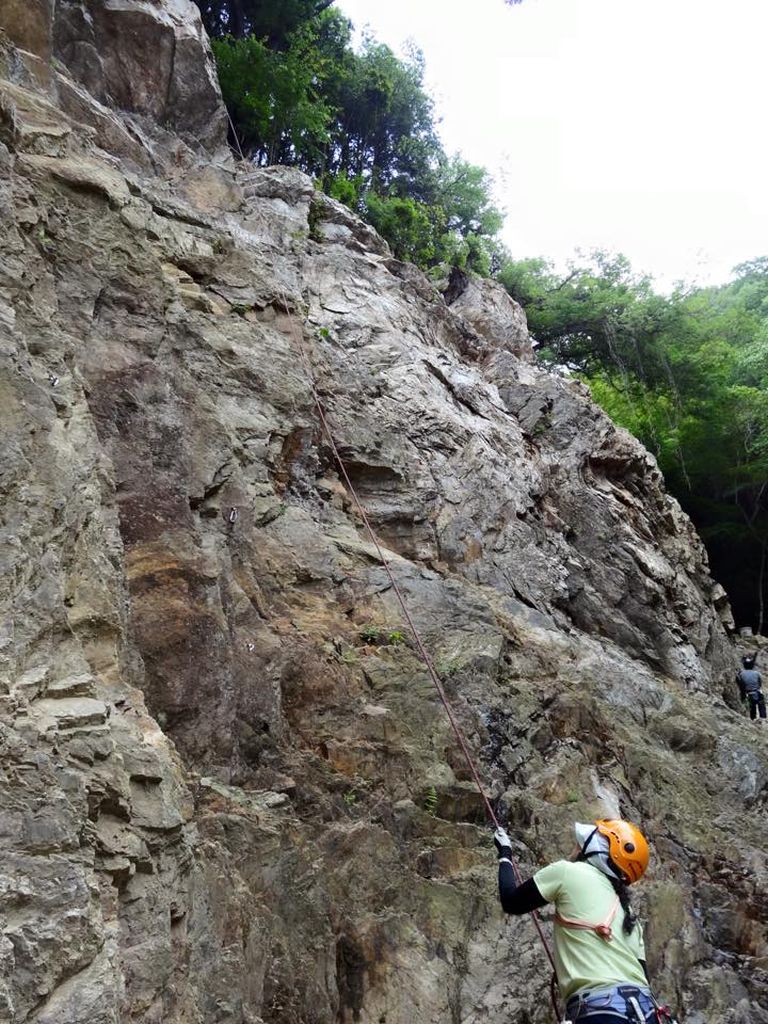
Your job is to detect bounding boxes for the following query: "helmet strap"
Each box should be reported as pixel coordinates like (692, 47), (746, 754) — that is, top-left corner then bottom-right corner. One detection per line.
(606, 855), (627, 883)
(578, 827), (600, 860)
(579, 827), (625, 881)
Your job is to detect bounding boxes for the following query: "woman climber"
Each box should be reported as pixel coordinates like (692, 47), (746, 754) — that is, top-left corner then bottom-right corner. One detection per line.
(493, 819), (678, 1023)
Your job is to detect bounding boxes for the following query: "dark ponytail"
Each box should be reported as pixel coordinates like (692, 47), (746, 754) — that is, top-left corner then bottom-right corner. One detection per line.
(610, 875), (637, 935)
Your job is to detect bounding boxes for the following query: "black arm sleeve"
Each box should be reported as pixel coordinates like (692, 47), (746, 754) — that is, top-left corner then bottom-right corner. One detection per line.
(498, 861), (548, 915)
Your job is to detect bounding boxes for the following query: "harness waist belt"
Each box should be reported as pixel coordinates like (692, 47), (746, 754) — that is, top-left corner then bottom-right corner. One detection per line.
(566, 983), (655, 1020)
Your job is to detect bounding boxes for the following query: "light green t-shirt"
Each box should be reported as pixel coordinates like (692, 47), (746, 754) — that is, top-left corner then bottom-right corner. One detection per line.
(533, 860), (647, 1002)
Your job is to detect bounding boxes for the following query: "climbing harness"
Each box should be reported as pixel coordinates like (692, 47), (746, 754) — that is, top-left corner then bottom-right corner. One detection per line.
(564, 984), (665, 1023)
(274, 286), (560, 1016)
(561, 985), (680, 1023)
(626, 992), (646, 1021)
(555, 895), (620, 941)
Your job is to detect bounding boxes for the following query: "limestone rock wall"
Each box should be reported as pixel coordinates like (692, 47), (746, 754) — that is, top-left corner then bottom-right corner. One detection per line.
(0, 16), (766, 1024)
(1, 0), (227, 152)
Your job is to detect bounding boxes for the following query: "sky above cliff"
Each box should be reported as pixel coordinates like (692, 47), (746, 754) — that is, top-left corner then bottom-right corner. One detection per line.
(336, 0), (768, 289)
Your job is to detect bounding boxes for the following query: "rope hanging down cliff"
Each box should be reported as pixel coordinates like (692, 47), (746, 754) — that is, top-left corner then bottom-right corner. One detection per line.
(276, 289), (559, 1005)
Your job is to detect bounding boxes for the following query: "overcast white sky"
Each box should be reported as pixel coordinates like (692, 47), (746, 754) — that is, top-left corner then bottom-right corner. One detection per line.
(335, 0), (768, 289)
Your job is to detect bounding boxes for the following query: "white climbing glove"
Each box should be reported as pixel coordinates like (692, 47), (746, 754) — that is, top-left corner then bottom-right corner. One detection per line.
(493, 826), (512, 858)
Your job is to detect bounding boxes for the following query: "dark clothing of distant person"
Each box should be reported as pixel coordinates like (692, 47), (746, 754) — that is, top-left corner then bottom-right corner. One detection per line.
(738, 667), (766, 720)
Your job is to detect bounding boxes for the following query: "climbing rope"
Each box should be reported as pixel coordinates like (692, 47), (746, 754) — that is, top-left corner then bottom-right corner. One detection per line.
(275, 289), (560, 1011)
(225, 108), (247, 163)
(227, 167), (559, 1011)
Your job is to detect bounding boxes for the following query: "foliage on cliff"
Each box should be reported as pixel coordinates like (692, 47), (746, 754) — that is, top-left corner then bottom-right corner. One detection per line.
(198, 1), (503, 273)
(197, 0), (331, 41)
(500, 252), (768, 633)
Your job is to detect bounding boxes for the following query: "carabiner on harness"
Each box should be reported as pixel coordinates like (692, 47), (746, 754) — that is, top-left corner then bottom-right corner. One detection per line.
(654, 1007), (679, 1024)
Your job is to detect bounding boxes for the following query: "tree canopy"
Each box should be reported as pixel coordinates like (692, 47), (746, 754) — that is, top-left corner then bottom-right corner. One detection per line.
(199, 1), (505, 274)
(197, 0), (334, 44)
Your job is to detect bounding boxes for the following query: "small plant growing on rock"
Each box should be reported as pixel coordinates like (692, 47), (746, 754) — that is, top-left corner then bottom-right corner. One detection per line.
(359, 625), (382, 645)
(358, 625), (409, 647)
(423, 785), (438, 817)
(307, 200), (324, 242)
(531, 412), (552, 438)
(436, 656), (461, 678)
(36, 226), (54, 252)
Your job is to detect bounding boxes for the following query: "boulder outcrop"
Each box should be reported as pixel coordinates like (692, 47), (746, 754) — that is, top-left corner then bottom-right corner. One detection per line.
(0, 11), (765, 1024)
(2, 0), (227, 152)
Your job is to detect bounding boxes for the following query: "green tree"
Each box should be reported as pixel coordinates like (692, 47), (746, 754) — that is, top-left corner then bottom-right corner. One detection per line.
(210, 5), (504, 274)
(363, 193), (442, 265)
(212, 31), (333, 164)
(321, 36), (441, 188)
(196, 0), (334, 43)
(422, 155), (504, 274)
(498, 250), (662, 374)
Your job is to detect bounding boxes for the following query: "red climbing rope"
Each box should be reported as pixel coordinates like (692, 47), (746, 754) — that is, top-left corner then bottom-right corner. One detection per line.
(277, 293), (560, 998)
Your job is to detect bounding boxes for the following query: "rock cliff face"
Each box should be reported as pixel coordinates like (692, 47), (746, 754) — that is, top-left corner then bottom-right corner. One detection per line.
(1, 6), (766, 1023)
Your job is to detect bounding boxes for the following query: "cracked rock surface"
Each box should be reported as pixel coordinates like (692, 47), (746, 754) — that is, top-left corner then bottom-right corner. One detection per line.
(0, 6), (765, 1023)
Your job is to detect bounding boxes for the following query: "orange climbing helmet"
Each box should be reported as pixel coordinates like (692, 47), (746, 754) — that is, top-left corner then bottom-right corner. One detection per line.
(595, 819), (650, 884)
